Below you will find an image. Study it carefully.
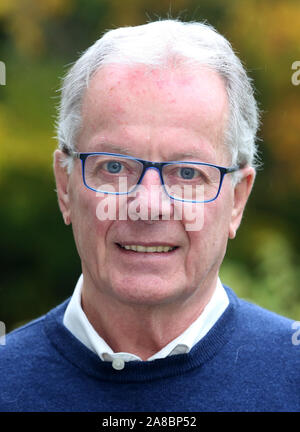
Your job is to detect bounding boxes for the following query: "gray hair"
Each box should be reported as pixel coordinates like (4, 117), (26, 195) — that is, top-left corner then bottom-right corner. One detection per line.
(55, 19), (260, 178)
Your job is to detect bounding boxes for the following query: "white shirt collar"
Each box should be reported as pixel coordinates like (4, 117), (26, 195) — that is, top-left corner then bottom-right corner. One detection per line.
(63, 274), (229, 364)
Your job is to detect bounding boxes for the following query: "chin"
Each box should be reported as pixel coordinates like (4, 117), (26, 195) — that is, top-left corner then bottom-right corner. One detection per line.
(109, 276), (185, 307)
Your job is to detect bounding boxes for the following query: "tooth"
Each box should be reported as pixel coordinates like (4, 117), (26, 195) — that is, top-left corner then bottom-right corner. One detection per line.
(121, 244), (175, 252)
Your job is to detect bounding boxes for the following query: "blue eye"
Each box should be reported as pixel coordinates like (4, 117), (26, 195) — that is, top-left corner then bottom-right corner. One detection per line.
(106, 161), (122, 174)
(179, 167), (195, 179)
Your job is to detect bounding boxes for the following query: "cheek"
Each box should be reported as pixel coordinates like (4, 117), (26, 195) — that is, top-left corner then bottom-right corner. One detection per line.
(203, 198), (232, 244)
(185, 200), (231, 263)
(179, 201), (205, 233)
(70, 188), (113, 257)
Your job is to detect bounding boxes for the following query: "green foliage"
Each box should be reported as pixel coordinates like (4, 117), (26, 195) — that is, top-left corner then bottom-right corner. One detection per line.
(221, 227), (300, 320)
(0, 166), (80, 331)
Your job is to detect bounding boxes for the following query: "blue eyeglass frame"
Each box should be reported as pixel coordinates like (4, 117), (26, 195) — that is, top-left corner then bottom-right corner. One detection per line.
(65, 150), (241, 203)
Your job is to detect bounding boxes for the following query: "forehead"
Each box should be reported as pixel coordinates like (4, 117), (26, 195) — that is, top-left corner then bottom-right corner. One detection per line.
(79, 64), (229, 162)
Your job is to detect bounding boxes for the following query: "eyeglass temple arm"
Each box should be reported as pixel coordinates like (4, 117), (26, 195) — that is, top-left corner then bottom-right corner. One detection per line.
(226, 163), (246, 173)
(61, 146), (80, 159)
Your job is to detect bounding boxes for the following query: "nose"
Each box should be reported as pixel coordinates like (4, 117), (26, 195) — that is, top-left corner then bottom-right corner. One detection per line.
(140, 167), (163, 188)
(128, 167), (173, 222)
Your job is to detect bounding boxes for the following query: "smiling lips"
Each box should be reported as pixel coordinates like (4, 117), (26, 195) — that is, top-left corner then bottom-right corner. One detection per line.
(117, 244), (177, 253)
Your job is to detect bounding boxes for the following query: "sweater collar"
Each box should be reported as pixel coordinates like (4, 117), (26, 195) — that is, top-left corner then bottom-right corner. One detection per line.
(63, 274), (229, 364)
(44, 285), (238, 383)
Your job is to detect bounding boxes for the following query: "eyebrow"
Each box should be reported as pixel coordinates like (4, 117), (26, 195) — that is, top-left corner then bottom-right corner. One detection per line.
(92, 143), (134, 155)
(92, 144), (205, 162)
(167, 151), (204, 161)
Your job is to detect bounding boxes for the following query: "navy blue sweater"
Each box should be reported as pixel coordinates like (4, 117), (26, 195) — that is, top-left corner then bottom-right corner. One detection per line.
(0, 287), (299, 412)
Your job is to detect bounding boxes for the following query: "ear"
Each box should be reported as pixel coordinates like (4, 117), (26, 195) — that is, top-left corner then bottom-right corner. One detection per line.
(53, 150), (72, 225)
(229, 166), (255, 239)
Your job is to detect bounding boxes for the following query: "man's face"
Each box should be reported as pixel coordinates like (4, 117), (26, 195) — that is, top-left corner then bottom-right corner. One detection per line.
(55, 64), (254, 307)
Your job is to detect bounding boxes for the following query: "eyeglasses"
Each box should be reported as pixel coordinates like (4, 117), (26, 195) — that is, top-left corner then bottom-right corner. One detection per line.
(64, 150), (241, 203)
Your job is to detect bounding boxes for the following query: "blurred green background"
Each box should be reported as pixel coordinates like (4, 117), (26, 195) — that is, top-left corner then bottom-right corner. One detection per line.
(0, 0), (300, 331)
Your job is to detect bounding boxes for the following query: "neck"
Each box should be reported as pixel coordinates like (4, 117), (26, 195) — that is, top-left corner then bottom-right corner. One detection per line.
(81, 273), (218, 361)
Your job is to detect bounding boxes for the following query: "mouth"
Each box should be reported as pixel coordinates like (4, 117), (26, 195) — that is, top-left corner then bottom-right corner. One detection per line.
(116, 243), (178, 253)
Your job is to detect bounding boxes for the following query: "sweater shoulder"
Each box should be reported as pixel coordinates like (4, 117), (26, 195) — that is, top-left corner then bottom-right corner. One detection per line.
(0, 299), (70, 365)
(1, 316), (45, 356)
(225, 285), (295, 329)
(237, 294), (295, 331)
(225, 287), (300, 361)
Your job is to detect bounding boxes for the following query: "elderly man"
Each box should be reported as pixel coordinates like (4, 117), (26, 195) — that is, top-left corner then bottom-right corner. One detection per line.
(1, 20), (299, 412)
